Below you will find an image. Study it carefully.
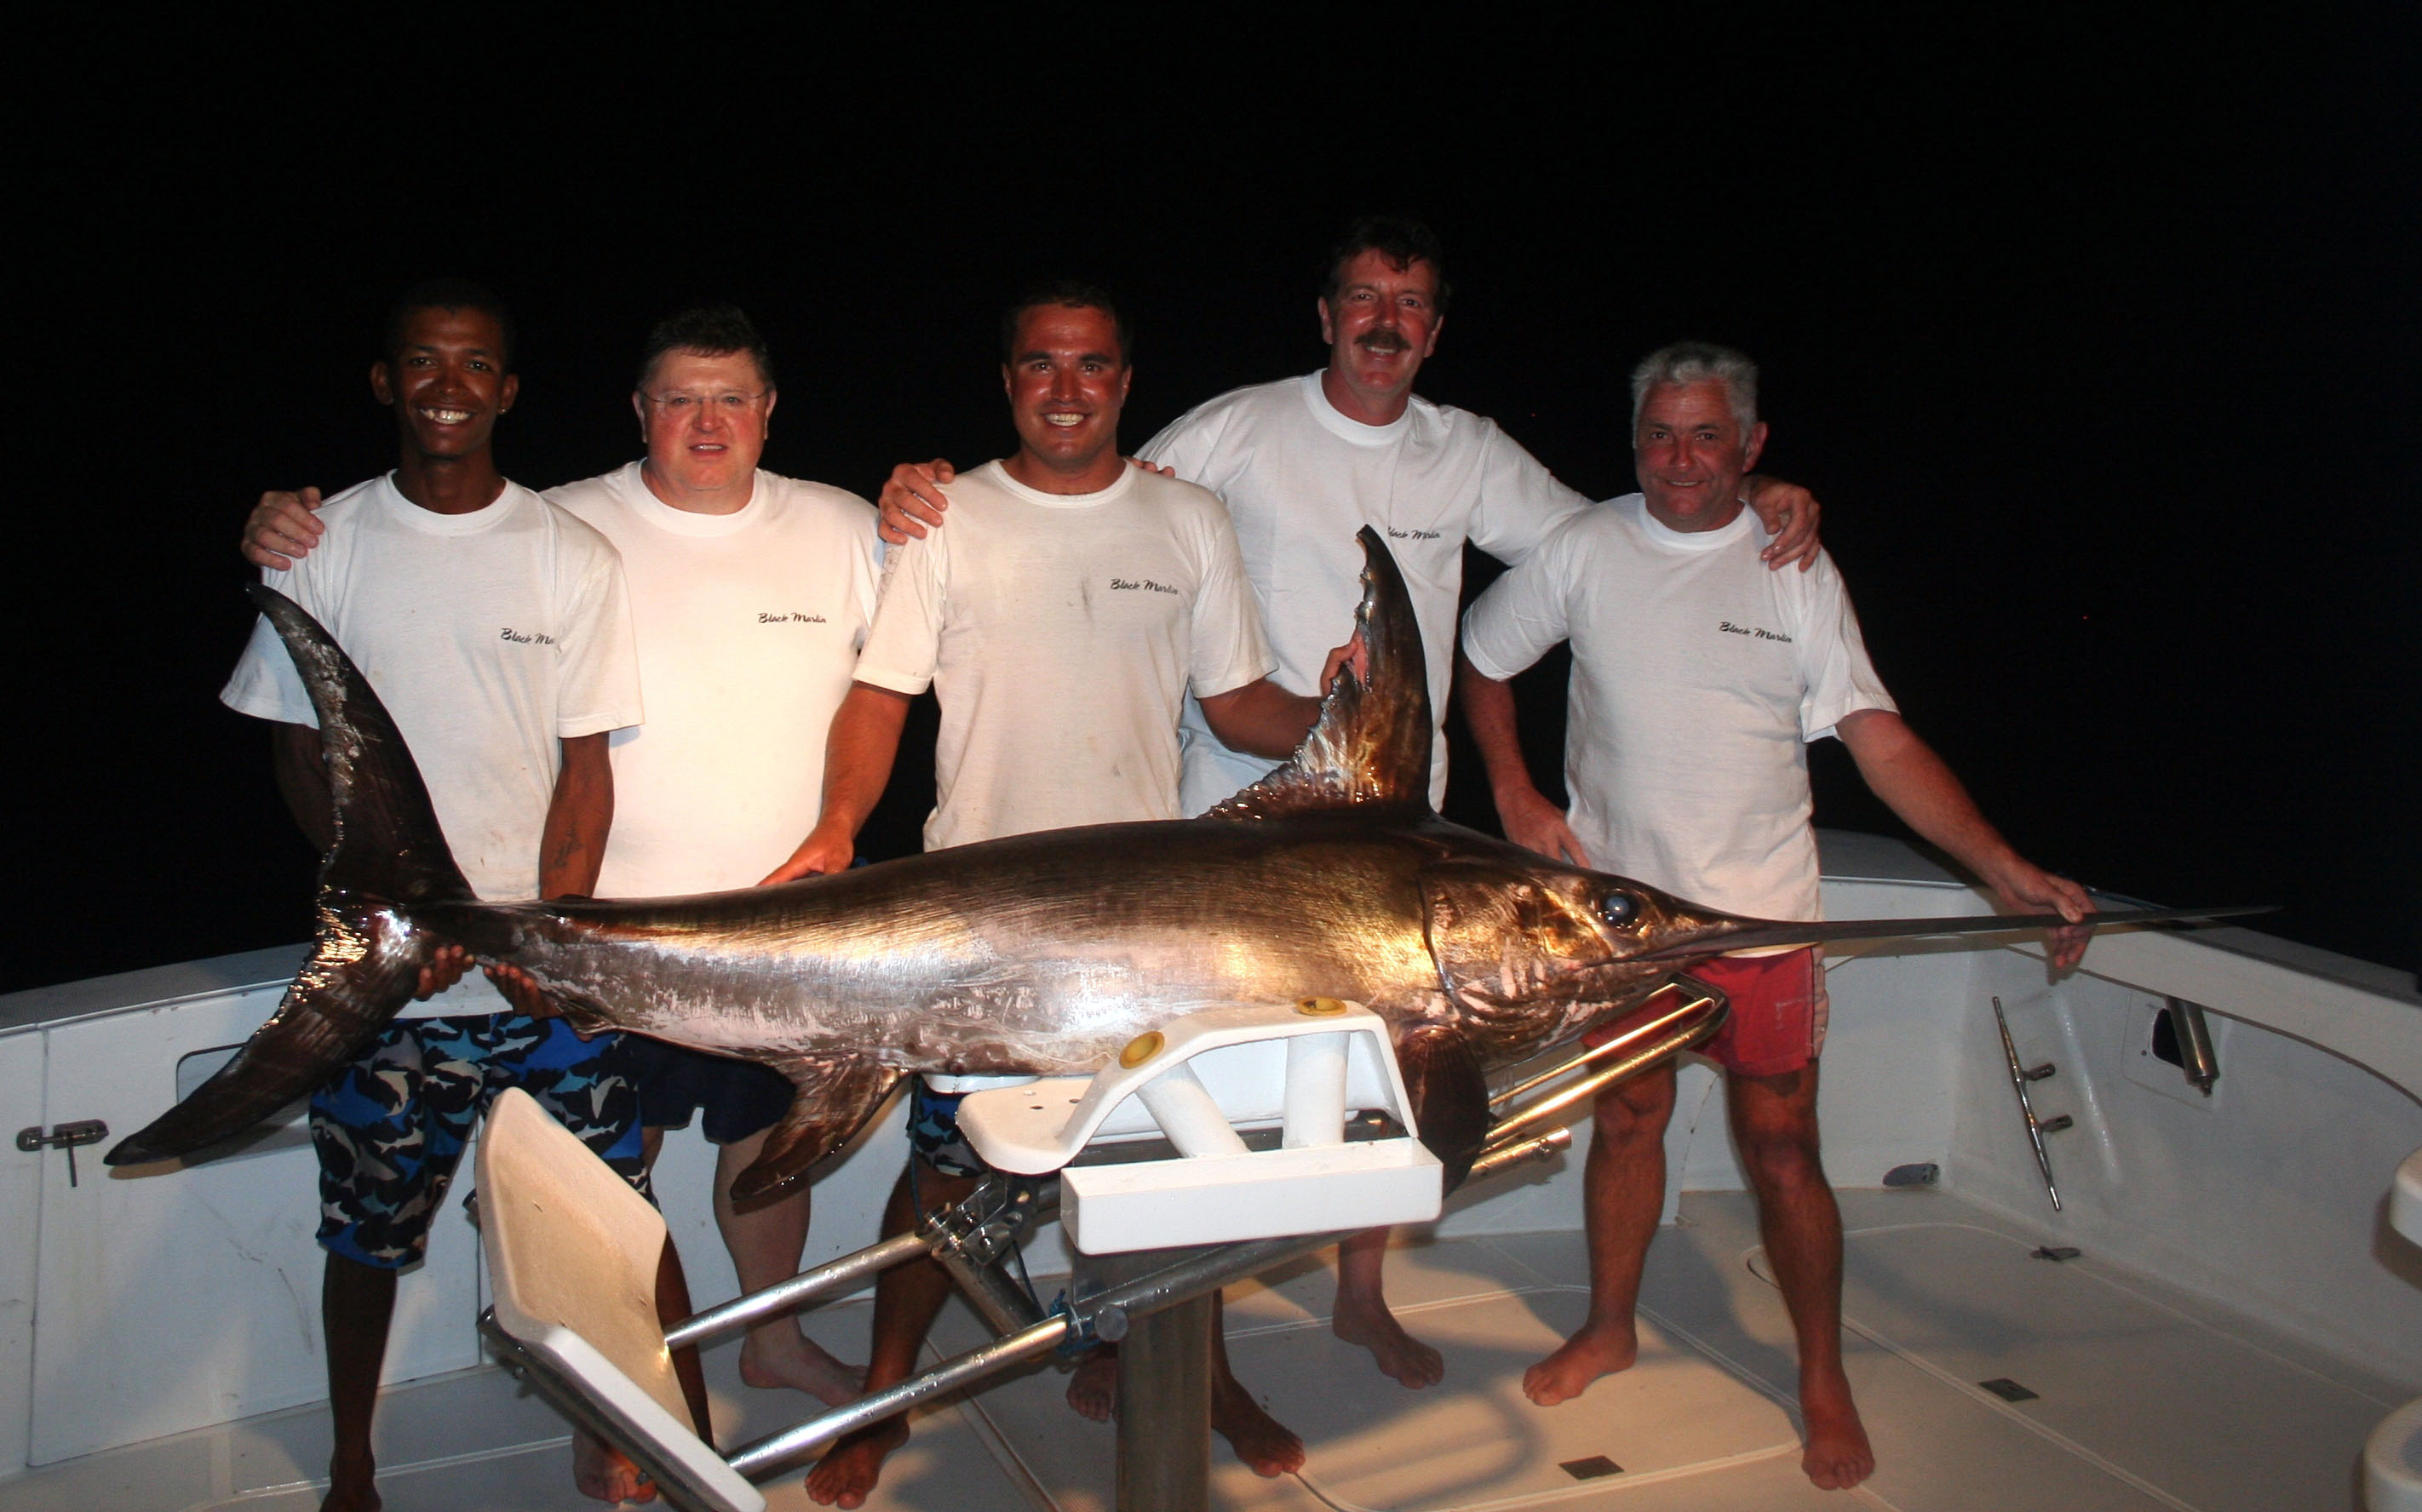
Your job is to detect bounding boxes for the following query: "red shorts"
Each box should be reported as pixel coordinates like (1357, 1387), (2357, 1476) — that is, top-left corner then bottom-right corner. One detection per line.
(1587, 947), (1828, 1079)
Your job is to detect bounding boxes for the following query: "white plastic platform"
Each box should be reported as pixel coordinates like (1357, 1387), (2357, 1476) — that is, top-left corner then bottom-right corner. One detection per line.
(957, 999), (1442, 1254)
(476, 1088), (766, 1512)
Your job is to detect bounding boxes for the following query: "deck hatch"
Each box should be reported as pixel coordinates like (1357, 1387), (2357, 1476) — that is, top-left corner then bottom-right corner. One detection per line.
(1558, 1455), (1625, 1479)
(1979, 1377), (2040, 1402)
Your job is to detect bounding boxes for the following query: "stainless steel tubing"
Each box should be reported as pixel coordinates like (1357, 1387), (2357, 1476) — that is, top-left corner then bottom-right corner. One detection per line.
(1116, 1294), (1214, 1512)
(934, 1247), (1047, 1337)
(726, 1314), (1074, 1481)
(663, 1230), (927, 1351)
(1489, 981), (1696, 1111)
(1485, 993), (1725, 1148)
(1466, 1125), (1573, 1182)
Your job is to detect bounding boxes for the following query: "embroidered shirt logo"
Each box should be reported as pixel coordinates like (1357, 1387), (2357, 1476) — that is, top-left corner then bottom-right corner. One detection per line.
(758, 611), (829, 623)
(1110, 578), (1179, 595)
(1386, 527), (1443, 541)
(499, 627), (557, 645)
(1718, 620), (1793, 643)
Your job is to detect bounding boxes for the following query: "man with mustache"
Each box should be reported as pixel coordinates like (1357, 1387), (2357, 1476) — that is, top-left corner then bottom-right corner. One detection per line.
(766, 281), (1351, 1505)
(878, 218), (1828, 1392)
(1458, 342), (2092, 1491)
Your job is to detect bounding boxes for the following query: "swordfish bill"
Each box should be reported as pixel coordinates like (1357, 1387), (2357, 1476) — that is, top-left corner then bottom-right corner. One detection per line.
(112, 530), (2236, 1195)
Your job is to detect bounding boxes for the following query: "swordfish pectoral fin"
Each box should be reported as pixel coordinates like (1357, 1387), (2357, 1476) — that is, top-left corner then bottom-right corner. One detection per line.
(1394, 1024), (1493, 1195)
(1208, 526), (1434, 820)
(726, 1057), (906, 1207)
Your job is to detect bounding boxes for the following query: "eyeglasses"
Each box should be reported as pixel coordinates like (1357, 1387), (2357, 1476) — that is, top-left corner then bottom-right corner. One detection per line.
(641, 389), (767, 415)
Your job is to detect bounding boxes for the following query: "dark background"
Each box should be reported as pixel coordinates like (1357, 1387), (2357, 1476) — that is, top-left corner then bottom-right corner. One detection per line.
(8, 14), (2415, 993)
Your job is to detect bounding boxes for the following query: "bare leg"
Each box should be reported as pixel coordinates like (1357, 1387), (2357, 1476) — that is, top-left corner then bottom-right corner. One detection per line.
(1524, 1062), (1676, 1406)
(1727, 1062), (1873, 1491)
(806, 1166), (975, 1509)
(320, 1253), (395, 1512)
(1330, 1229), (1444, 1388)
(1065, 1344), (1116, 1422)
(710, 1131), (863, 1404)
(1209, 1292), (1305, 1475)
(1068, 1296), (1305, 1475)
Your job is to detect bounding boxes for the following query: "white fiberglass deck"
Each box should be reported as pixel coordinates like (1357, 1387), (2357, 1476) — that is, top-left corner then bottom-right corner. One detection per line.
(3, 1184), (2400, 1512)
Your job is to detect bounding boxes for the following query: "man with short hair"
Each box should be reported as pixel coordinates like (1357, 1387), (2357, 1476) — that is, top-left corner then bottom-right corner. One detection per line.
(879, 217), (1828, 1389)
(245, 304), (881, 1418)
(1458, 341), (2092, 1491)
(769, 281), (1345, 1507)
(223, 281), (672, 1512)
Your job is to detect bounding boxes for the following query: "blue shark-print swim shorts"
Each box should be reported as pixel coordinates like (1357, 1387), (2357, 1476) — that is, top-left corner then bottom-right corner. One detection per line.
(310, 1014), (647, 1269)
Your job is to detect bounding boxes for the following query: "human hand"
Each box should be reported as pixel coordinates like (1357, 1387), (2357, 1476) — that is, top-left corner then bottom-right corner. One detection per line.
(1126, 455), (1175, 478)
(415, 942), (472, 1000)
(1742, 476), (1821, 572)
(760, 825), (856, 885)
(1316, 633), (1370, 694)
(1986, 862), (2096, 971)
(244, 488), (325, 570)
(877, 461), (956, 545)
(1496, 787), (1591, 867)
(484, 963), (559, 1019)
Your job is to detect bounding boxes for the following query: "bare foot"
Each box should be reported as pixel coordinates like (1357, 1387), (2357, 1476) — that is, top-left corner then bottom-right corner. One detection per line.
(805, 1418), (908, 1509)
(319, 1458), (381, 1512)
(572, 1429), (657, 1503)
(1213, 1372), (1306, 1476)
(1065, 1349), (1116, 1423)
(1798, 1368), (1874, 1490)
(738, 1329), (864, 1408)
(1331, 1297), (1443, 1389)
(1521, 1318), (1639, 1406)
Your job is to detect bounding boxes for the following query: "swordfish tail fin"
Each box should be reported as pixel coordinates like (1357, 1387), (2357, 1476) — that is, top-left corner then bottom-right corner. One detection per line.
(107, 586), (469, 1167)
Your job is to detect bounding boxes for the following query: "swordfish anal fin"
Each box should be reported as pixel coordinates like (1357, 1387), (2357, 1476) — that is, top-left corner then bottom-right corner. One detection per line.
(1208, 526), (1434, 822)
(108, 587), (470, 1168)
(728, 1057), (906, 1206)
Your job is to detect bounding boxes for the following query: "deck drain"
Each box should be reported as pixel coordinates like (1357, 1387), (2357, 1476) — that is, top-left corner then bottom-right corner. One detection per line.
(1978, 1377), (2040, 1401)
(2031, 1246), (2081, 1262)
(1559, 1456), (1625, 1480)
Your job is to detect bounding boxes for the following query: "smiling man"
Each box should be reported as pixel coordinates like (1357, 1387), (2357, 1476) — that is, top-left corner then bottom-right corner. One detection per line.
(765, 281), (1341, 1506)
(1458, 342), (2092, 1491)
(244, 305), (883, 1441)
(875, 220), (1830, 1389)
(221, 281), (660, 1512)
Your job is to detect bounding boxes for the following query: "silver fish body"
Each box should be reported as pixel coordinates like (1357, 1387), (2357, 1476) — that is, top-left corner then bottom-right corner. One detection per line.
(112, 530), (2224, 1196)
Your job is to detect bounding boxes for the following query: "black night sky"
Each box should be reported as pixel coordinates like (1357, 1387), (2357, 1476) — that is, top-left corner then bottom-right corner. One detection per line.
(8, 14), (2416, 993)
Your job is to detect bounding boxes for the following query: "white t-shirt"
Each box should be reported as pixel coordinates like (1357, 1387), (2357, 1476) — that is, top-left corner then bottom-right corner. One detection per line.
(222, 475), (643, 1015)
(852, 461), (1273, 850)
(1139, 373), (1589, 813)
(1461, 495), (1897, 922)
(547, 462), (880, 897)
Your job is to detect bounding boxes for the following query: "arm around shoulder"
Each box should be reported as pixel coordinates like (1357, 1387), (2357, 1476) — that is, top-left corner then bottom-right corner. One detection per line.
(1455, 648), (1589, 866)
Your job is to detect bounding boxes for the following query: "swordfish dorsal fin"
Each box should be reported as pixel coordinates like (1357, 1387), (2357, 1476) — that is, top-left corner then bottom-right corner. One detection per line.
(1208, 526), (1433, 821)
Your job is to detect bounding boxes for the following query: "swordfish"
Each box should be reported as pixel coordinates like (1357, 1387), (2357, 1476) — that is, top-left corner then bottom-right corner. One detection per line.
(110, 530), (2235, 1198)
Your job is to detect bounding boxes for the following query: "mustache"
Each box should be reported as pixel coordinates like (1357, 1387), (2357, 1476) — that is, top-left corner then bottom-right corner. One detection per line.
(1357, 328), (1411, 353)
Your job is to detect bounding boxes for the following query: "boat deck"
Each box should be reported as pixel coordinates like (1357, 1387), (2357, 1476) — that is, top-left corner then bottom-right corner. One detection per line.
(3, 1184), (2400, 1512)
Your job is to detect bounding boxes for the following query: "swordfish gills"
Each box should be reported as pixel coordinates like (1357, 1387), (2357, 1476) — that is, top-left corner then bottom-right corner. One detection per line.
(110, 530), (2236, 1198)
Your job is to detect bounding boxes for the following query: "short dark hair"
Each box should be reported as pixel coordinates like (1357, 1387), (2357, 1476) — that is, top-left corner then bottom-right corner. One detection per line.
(384, 278), (517, 370)
(1000, 280), (1132, 367)
(1321, 215), (1452, 314)
(636, 304), (776, 391)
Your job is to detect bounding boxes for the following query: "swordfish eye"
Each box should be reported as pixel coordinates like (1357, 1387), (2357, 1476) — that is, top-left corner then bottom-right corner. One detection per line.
(1598, 891), (1640, 929)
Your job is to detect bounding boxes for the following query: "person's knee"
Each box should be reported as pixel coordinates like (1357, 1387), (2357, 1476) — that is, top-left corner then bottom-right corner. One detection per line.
(1732, 1103), (1825, 1193)
(1591, 1070), (1676, 1144)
